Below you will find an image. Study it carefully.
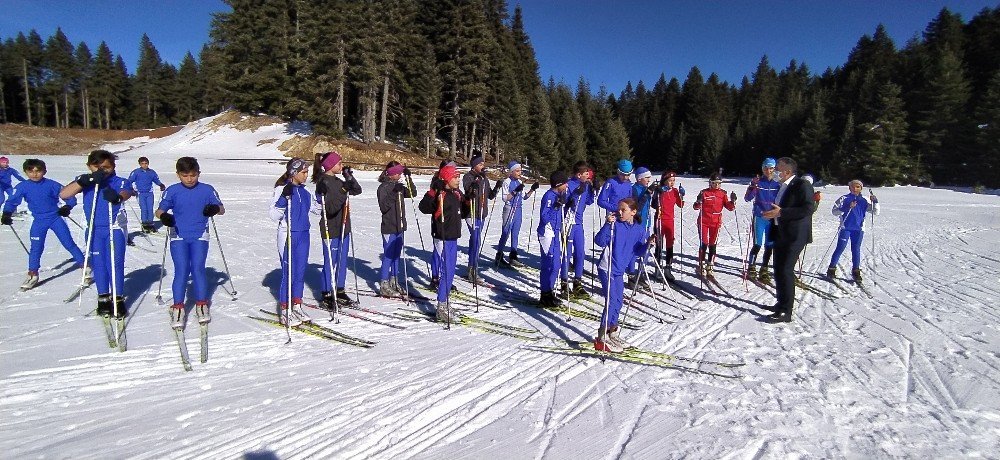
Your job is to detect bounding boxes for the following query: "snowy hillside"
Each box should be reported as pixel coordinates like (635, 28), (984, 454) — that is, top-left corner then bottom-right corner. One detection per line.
(1, 118), (999, 458)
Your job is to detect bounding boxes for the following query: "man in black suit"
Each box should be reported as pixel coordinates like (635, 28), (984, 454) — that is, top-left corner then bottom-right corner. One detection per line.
(760, 157), (814, 323)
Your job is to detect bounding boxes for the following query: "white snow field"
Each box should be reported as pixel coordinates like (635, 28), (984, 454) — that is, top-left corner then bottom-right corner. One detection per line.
(1, 114), (999, 459)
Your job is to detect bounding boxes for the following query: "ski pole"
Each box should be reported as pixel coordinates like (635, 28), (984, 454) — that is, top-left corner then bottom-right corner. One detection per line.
(347, 197), (361, 306)
(600, 218), (615, 352)
(869, 189), (877, 286)
(679, 182), (684, 256)
(590, 193), (597, 290)
(154, 226), (170, 305)
(319, 194), (338, 322)
(67, 215), (85, 231)
(734, 206), (748, 292)
(108, 202), (119, 320)
(78, 184), (100, 311)
(210, 216), (238, 300)
(284, 197), (293, 344)
(405, 174), (431, 276)
(477, 179), (500, 268)
(7, 225), (29, 254)
(398, 191), (410, 305)
(526, 184), (538, 256)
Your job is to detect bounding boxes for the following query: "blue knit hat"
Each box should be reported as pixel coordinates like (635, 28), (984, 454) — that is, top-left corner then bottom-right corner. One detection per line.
(507, 160), (522, 171)
(635, 167), (652, 179)
(762, 157), (777, 168)
(617, 159), (633, 175)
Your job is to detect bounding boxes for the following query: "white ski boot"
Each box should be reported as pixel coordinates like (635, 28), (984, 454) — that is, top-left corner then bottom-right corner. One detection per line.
(20, 272), (39, 291)
(169, 305), (184, 330)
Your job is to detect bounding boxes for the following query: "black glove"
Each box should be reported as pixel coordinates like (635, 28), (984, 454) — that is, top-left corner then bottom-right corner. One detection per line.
(315, 180), (328, 197)
(0, 213), (12, 225)
(402, 167), (411, 177)
(574, 185), (586, 196)
(513, 183), (524, 193)
(729, 191), (737, 202)
(102, 187), (123, 204)
(647, 184), (658, 195)
(58, 205), (72, 217)
(565, 198), (575, 210)
(556, 195), (567, 207)
(342, 166), (354, 182)
(393, 183), (407, 194)
(159, 184), (166, 192)
(530, 182), (540, 192)
(159, 212), (176, 227)
(281, 183), (295, 197)
(464, 186), (477, 201)
(492, 181), (504, 194)
(203, 204), (221, 217)
(75, 171), (106, 188)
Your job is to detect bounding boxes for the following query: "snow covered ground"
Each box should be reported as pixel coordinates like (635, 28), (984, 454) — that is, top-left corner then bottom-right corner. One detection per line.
(2, 115), (999, 458)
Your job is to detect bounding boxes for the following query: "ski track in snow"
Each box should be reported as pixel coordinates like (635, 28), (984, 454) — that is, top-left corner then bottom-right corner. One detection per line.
(2, 116), (999, 458)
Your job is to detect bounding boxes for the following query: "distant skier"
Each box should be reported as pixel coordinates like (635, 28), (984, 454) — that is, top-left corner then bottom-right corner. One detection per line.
(461, 156), (498, 284)
(0, 156), (26, 208)
(156, 157), (225, 328)
(744, 157), (780, 283)
(826, 179), (880, 281)
(127, 156), (166, 234)
(537, 170), (569, 308)
(419, 164), (470, 322)
(1, 158), (87, 291)
(560, 161), (595, 298)
(313, 151), (362, 308)
(692, 173), (736, 277)
(269, 158), (315, 326)
(652, 171), (684, 281)
(494, 160), (539, 269)
(376, 161), (415, 298)
(594, 197), (654, 353)
(60, 150), (133, 318)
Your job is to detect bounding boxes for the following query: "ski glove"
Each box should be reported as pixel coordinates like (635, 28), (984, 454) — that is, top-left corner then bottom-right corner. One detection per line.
(402, 167), (411, 177)
(574, 184), (587, 196)
(464, 185), (478, 201)
(76, 171), (107, 188)
(102, 188), (123, 204)
(159, 184), (166, 192)
(203, 204), (221, 217)
(342, 166), (355, 182)
(315, 180), (328, 197)
(678, 185), (686, 197)
(871, 195), (878, 204)
(530, 182), (540, 192)
(512, 183), (524, 194)
(392, 183), (407, 195)
(281, 183), (295, 197)
(159, 212), (176, 227)
(58, 205), (72, 217)
(0, 213), (11, 225)
(729, 191), (737, 203)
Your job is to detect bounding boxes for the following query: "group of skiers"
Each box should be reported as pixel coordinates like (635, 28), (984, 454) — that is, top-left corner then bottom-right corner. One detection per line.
(1, 150), (881, 355)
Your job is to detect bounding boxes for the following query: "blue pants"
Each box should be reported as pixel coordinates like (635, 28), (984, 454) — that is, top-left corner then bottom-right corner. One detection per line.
(434, 239), (457, 302)
(380, 232), (403, 282)
(137, 191), (154, 223)
(0, 185), (12, 207)
(830, 228), (864, 270)
(753, 215), (773, 247)
(539, 233), (561, 293)
(170, 238), (209, 305)
(89, 226), (126, 296)
(497, 205), (522, 254)
(279, 230), (309, 304)
(321, 233), (351, 292)
(561, 224), (586, 280)
(597, 269), (625, 327)
(467, 218), (484, 267)
(29, 216), (85, 272)
(431, 238), (441, 280)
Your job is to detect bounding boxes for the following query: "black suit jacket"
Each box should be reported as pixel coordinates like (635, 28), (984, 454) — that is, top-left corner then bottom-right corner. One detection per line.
(771, 176), (814, 250)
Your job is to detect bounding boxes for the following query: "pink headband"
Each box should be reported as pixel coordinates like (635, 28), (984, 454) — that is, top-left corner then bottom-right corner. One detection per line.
(321, 151), (342, 172)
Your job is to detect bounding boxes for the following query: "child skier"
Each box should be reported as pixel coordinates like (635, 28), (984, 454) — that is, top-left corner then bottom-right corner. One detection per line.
(419, 164), (470, 322)
(269, 158), (315, 326)
(427, 160), (456, 289)
(594, 197), (654, 353)
(156, 157), (225, 328)
(461, 156), (499, 284)
(628, 166), (656, 286)
(827, 179), (880, 281)
(560, 161), (594, 297)
(744, 157), (780, 282)
(0, 156), (26, 207)
(692, 173), (737, 277)
(537, 170), (569, 308)
(313, 151), (363, 308)
(376, 161), (416, 297)
(653, 171), (685, 281)
(128, 156), (166, 233)
(1, 158), (87, 290)
(597, 159), (634, 214)
(60, 150), (133, 318)
(495, 160), (539, 268)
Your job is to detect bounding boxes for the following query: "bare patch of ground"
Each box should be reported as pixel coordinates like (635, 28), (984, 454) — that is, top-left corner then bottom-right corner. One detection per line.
(0, 123), (181, 155)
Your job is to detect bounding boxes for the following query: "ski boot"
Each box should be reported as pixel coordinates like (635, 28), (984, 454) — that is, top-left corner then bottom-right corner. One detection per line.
(559, 280), (570, 299)
(335, 289), (356, 306)
(662, 263), (676, 282)
(97, 294), (113, 317)
(390, 278), (407, 297)
(169, 304), (185, 330)
(705, 263), (715, 278)
(20, 271), (39, 291)
(747, 265), (758, 279)
(113, 296), (128, 319)
(278, 303), (302, 327)
(508, 250), (525, 268)
(379, 281), (398, 298)
(758, 268), (772, 284)
(83, 266), (94, 284)
(852, 268), (863, 281)
(826, 267), (837, 279)
(290, 300), (311, 324)
(609, 325), (631, 349)
(697, 262), (706, 277)
(571, 279), (591, 300)
(195, 301), (211, 324)
(435, 301), (458, 323)
(594, 326), (623, 353)
(494, 251), (511, 268)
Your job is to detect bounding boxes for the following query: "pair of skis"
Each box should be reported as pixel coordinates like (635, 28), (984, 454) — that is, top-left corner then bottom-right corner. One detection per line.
(173, 320), (209, 372)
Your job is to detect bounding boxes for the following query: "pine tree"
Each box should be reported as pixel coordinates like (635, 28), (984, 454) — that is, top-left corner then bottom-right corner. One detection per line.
(44, 28), (76, 127)
(857, 82), (912, 186)
(547, 81), (586, 172)
(794, 94), (832, 175)
(973, 71), (1000, 187)
(174, 52), (203, 122)
(134, 34), (165, 125)
(910, 45), (971, 184)
(75, 42), (93, 128)
(525, 84), (556, 175)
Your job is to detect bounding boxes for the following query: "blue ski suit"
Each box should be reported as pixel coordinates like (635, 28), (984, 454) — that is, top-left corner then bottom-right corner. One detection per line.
(79, 173), (132, 297)
(270, 183), (315, 305)
(829, 193), (880, 270)
(128, 167), (164, 224)
(597, 175), (633, 214)
(595, 219), (648, 327)
(159, 182), (223, 306)
(561, 178), (594, 281)
(0, 166), (26, 207)
(537, 188), (566, 294)
(3, 177), (84, 272)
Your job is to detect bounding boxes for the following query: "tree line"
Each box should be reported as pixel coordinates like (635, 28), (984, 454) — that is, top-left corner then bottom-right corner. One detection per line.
(2, 3), (997, 187)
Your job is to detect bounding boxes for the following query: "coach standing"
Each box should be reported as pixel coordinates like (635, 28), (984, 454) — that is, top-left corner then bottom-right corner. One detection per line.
(760, 157), (814, 323)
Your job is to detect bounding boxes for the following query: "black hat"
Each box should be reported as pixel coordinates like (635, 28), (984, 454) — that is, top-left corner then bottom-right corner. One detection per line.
(470, 156), (484, 169)
(549, 170), (569, 187)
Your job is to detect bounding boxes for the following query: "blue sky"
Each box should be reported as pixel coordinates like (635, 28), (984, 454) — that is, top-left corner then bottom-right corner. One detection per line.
(3, 0), (996, 95)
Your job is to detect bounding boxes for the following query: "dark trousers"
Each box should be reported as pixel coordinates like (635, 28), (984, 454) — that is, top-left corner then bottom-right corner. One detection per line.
(773, 242), (806, 314)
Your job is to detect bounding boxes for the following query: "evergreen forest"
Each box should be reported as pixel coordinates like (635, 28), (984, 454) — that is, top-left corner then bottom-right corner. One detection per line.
(1, 1), (998, 187)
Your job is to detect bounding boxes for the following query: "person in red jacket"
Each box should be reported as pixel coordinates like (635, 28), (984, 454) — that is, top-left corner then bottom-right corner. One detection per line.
(653, 171), (684, 281)
(692, 173), (736, 277)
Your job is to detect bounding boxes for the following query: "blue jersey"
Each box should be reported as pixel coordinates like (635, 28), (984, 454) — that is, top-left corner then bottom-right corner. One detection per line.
(79, 173), (132, 228)
(269, 182), (313, 232)
(158, 182), (223, 239)
(631, 183), (654, 229)
(832, 193), (880, 231)
(597, 176), (633, 213)
(537, 188), (565, 236)
(501, 177), (528, 211)
(0, 166), (25, 188)
(744, 178), (780, 217)
(128, 167), (164, 193)
(2, 178), (76, 218)
(595, 220), (648, 276)
(565, 177), (594, 225)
